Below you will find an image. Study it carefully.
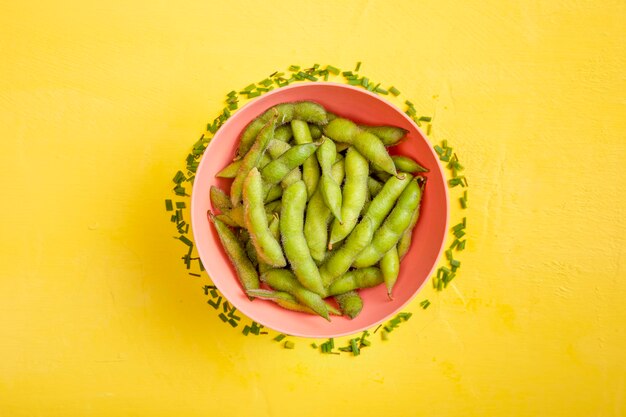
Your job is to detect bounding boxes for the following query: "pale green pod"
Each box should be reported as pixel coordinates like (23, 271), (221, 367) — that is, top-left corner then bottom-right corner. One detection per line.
(335, 291), (363, 319)
(258, 215), (280, 274)
(261, 142), (319, 185)
(326, 267), (383, 296)
(246, 289), (341, 315)
(210, 186), (232, 213)
(392, 155), (428, 174)
(260, 269), (330, 320)
(397, 181), (425, 259)
(242, 168), (286, 267)
(360, 125), (408, 146)
(380, 245), (400, 298)
(363, 173), (413, 231)
(329, 147), (369, 245)
(280, 181), (326, 296)
(292, 119), (320, 199)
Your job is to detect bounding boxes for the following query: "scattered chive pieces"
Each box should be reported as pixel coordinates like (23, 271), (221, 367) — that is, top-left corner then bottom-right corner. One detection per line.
(458, 240), (467, 250)
(218, 313), (228, 323)
(452, 222), (465, 232)
(381, 330), (389, 341)
(389, 86), (401, 96)
(361, 339), (371, 347)
(450, 259), (461, 268)
(274, 334), (286, 342)
(361, 77), (369, 87)
(228, 319), (238, 328)
(311, 343), (318, 349)
(454, 229), (466, 239)
(375, 87), (388, 95)
(374, 324), (382, 333)
(165, 199), (173, 211)
(355, 61), (362, 71)
(342, 71), (353, 76)
(326, 65), (340, 75)
(188, 272), (201, 277)
(350, 339), (360, 356)
(242, 326), (250, 336)
(177, 235), (193, 247)
(247, 91), (261, 98)
(284, 341), (295, 349)
(418, 116), (432, 122)
(348, 79), (361, 85)
(176, 202), (186, 209)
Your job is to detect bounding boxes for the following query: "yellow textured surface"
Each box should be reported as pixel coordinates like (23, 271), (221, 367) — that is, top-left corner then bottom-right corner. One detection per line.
(1, 1), (625, 415)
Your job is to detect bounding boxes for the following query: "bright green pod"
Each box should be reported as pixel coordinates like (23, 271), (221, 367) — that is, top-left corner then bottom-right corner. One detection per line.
(258, 215), (280, 274)
(208, 211), (259, 292)
(210, 186), (232, 213)
(319, 217), (375, 288)
(280, 181), (326, 296)
(329, 147), (369, 245)
(397, 181), (425, 259)
(242, 168), (286, 267)
(392, 155), (428, 174)
(260, 269), (330, 320)
(380, 245), (400, 298)
(363, 173), (413, 231)
(261, 142), (319, 185)
(367, 176), (383, 197)
(292, 120), (320, 199)
(274, 125), (293, 142)
(326, 267), (383, 296)
(353, 179), (422, 267)
(360, 125), (408, 146)
(309, 123), (322, 140)
(216, 160), (241, 178)
(335, 291), (363, 319)
(316, 137), (342, 221)
(304, 159), (346, 264)
(231, 114), (277, 206)
(246, 289), (341, 316)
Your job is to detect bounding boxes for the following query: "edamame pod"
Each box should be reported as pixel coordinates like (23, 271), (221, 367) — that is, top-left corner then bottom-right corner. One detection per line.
(216, 160), (241, 178)
(280, 181), (326, 296)
(264, 184), (283, 203)
(392, 155), (428, 174)
(397, 181), (425, 259)
(360, 125), (408, 146)
(235, 102), (327, 159)
(326, 267), (383, 296)
(304, 159), (346, 264)
(265, 140), (303, 188)
(324, 118), (397, 176)
(316, 137), (342, 221)
(335, 291), (363, 319)
(309, 124), (322, 140)
(363, 173), (414, 231)
(207, 211), (259, 292)
(353, 179), (422, 267)
(367, 177), (384, 197)
(215, 213), (239, 228)
(231, 113), (277, 206)
(246, 289), (341, 315)
(242, 168), (286, 267)
(329, 147), (369, 245)
(274, 125), (293, 142)
(210, 186), (232, 213)
(319, 217), (375, 287)
(261, 142), (319, 185)
(292, 120), (320, 199)
(258, 215), (280, 274)
(380, 245), (400, 298)
(260, 269), (330, 320)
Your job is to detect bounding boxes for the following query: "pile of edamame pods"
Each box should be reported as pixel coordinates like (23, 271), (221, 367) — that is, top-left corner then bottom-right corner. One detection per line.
(208, 101), (426, 321)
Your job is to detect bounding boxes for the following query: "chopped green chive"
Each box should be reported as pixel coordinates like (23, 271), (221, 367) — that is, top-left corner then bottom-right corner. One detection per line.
(350, 339), (360, 356)
(381, 330), (389, 341)
(176, 202), (186, 209)
(165, 199), (173, 211)
(418, 116), (432, 122)
(325, 65), (340, 75)
(348, 79), (361, 85)
(450, 259), (461, 268)
(177, 235), (193, 247)
(355, 61), (362, 71)
(389, 86), (401, 96)
(342, 71), (353, 77)
(374, 324), (382, 333)
(375, 87), (388, 95)
(361, 77), (369, 87)
(188, 272), (201, 277)
(274, 334), (286, 342)
(311, 343), (318, 348)
(284, 341), (295, 349)
(247, 91), (261, 98)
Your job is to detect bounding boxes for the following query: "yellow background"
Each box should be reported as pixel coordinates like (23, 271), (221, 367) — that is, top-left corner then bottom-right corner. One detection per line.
(1, 0), (625, 415)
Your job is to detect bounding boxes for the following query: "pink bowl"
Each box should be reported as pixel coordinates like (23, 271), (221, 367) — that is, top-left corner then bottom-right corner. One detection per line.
(191, 82), (448, 338)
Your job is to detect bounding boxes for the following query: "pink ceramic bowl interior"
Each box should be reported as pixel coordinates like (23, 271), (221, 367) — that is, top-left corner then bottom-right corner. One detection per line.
(191, 82), (448, 338)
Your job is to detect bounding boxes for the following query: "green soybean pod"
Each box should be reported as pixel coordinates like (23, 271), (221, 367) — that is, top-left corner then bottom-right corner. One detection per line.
(335, 291), (363, 319)
(235, 104), (295, 158)
(264, 200), (282, 216)
(231, 113), (277, 206)
(216, 160), (241, 178)
(293, 101), (328, 124)
(319, 217), (375, 287)
(360, 125), (408, 146)
(326, 267), (383, 296)
(274, 125), (293, 142)
(215, 213), (239, 228)
(304, 158), (346, 264)
(260, 269), (330, 320)
(380, 245), (400, 298)
(309, 124), (322, 140)
(392, 155), (428, 174)
(207, 211), (259, 292)
(265, 140), (303, 188)
(222, 206), (245, 228)
(329, 147), (369, 245)
(262, 142), (319, 185)
(258, 215), (280, 274)
(397, 181), (424, 259)
(264, 184), (283, 203)
(367, 176), (383, 197)
(242, 168), (286, 267)
(364, 173), (414, 231)
(280, 181), (326, 296)
(324, 118), (397, 176)
(246, 289), (342, 316)
(292, 119), (320, 199)
(316, 137), (342, 221)
(335, 142), (350, 152)
(352, 130), (397, 176)
(210, 186), (232, 213)
(353, 179), (422, 268)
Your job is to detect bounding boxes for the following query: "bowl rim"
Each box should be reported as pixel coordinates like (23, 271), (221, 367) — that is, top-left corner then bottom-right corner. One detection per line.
(191, 81), (449, 338)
